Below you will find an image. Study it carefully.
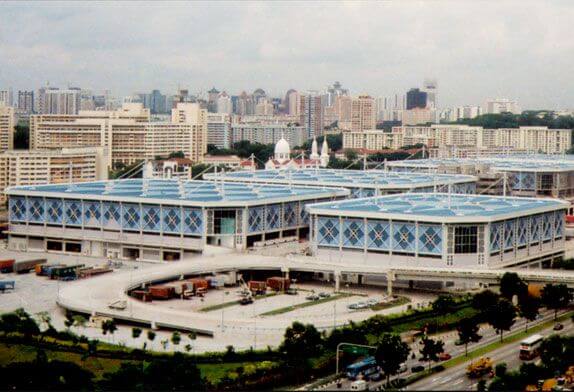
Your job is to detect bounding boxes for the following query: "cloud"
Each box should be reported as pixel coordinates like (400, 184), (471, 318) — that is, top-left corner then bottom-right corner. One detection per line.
(0, 0), (573, 108)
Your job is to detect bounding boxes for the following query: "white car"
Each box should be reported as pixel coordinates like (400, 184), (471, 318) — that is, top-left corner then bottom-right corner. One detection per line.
(366, 298), (378, 306)
(350, 380), (369, 391)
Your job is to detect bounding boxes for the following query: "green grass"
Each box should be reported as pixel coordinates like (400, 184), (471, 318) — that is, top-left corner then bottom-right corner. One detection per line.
(198, 362), (248, 383)
(390, 306), (479, 334)
(260, 293), (355, 316)
(199, 292), (278, 312)
(0, 341), (129, 379)
(370, 296), (410, 311)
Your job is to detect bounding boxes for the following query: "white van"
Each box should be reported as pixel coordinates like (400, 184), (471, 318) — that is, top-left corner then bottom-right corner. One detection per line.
(350, 380), (369, 391)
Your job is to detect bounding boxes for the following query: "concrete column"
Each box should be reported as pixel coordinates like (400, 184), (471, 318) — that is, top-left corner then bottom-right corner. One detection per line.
(387, 270), (394, 296)
(334, 271), (341, 292)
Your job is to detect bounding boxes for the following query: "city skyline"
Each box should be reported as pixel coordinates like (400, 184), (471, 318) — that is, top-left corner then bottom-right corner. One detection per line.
(1, 1), (574, 109)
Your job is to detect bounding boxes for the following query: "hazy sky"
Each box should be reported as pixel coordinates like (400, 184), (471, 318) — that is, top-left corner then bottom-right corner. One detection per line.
(1, 1), (573, 109)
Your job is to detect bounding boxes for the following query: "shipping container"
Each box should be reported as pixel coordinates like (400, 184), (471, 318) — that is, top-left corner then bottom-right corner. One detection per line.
(131, 290), (153, 302)
(14, 258), (47, 274)
(0, 259), (15, 273)
(49, 264), (84, 280)
(149, 285), (175, 300)
(267, 277), (291, 291)
(37, 264), (65, 277)
(248, 280), (267, 294)
(0, 280), (15, 292)
(187, 278), (209, 293)
(78, 267), (113, 279)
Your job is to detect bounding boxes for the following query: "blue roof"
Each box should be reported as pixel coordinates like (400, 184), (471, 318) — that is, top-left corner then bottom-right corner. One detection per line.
(388, 156), (574, 172)
(204, 169), (475, 189)
(7, 179), (348, 206)
(306, 193), (567, 222)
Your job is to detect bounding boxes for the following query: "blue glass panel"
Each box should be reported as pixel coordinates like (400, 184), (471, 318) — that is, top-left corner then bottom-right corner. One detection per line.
(367, 220), (390, 250)
(142, 205), (161, 232)
(418, 224), (442, 255)
(27, 197), (45, 223)
(392, 222), (416, 252)
(266, 204), (281, 230)
(248, 207), (264, 233)
(555, 211), (564, 238)
(9, 197), (27, 222)
(183, 208), (203, 235)
(283, 202), (298, 228)
(543, 212), (554, 241)
(162, 206), (181, 234)
(45, 198), (63, 224)
(490, 222), (502, 252)
(102, 202), (121, 229)
(531, 215), (542, 244)
(342, 218), (365, 248)
(317, 217), (340, 247)
(504, 220), (515, 250)
(64, 200), (83, 226)
(517, 217), (529, 246)
(83, 201), (101, 227)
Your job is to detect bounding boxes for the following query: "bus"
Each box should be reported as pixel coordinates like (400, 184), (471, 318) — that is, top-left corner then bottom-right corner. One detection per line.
(519, 334), (544, 360)
(346, 356), (379, 380)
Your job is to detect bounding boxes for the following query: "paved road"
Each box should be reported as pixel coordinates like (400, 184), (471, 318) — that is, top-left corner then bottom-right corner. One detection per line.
(320, 309), (566, 391)
(408, 318), (574, 391)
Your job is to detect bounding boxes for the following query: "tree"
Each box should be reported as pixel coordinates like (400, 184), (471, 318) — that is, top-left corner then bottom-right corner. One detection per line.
(517, 294), (540, 332)
(419, 337), (444, 371)
(472, 290), (499, 315)
(457, 317), (482, 356)
(541, 284), (572, 320)
(540, 335), (570, 373)
(487, 299), (516, 342)
(168, 151), (185, 159)
(147, 330), (156, 349)
(374, 333), (410, 385)
(494, 362), (507, 377)
(101, 319), (117, 341)
(132, 327), (142, 340)
(499, 272), (526, 301)
(171, 331), (181, 346)
(279, 322), (323, 364)
(13, 124), (29, 150)
(432, 295), (456, 314)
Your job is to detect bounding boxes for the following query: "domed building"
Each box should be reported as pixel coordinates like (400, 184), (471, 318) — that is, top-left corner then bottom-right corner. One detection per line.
(265, 136), (329, 170)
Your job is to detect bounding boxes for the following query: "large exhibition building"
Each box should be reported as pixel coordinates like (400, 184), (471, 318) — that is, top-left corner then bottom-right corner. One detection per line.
(5, 179), (348, 261)
(205, 168), (478, 198)
(307, 193), (568, 269)
(387, 156), (574, 212)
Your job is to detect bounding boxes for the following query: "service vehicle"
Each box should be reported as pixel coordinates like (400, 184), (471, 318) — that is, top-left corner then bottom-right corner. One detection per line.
(519, 334), (544, 360)
(346, 357), (379, 380)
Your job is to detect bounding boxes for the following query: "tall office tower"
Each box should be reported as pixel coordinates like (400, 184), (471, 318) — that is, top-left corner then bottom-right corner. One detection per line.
(0, 89), (13, 107)
(207, 87), (220, 113)
(170, 102), (208, 162)
(350, 95), (376, 132)
(236, 91), (254, 115)
(17, 91), (34, 114)
(325, 81), (349, 107)
(299, 92), (323, 139)
(43, 88), (81, 114)
(422, 79), (438, 109)
(216, 92), (232, 115)
(0, 106), (15, 151)
(285, 89), (300, 116)
(252, 88), (267, 104)
(484, 98), (520, 114)
(406, 88), (428, 110)
(149, 90), (167, 114)
(255, 99), (274, 115)
(80, 89), (95, 110)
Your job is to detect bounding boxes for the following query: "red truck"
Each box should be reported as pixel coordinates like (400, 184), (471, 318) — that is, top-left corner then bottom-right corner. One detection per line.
(0, 259), (15, 273)
(149, 285), (175, 300)
(249, 280), (267, 295)
(267, 277), (291, 292)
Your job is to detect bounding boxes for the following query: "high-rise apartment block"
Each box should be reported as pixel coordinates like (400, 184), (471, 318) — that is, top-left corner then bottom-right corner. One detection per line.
(0, 147), (108, 204)
(343, 125), (571, 154)
(35, 87), (81, 115)
(30, 103), (207, 167)
(299, 92), (323, 138)
(0, 105), (15, 151)
(231, 123), (307, 148)
(350, 95), (376, 132)
(422, 79), (438, 109)
(0, 89), (14, 107)
(207, 113), (231, 149)
(485, 98), (520, 114)
(17, 91), (34, 114)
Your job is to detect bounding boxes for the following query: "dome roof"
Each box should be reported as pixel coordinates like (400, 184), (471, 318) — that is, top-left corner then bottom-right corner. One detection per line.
(275, 137), (290, 155)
